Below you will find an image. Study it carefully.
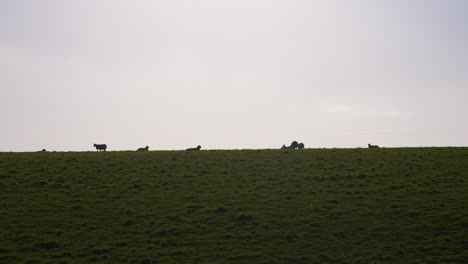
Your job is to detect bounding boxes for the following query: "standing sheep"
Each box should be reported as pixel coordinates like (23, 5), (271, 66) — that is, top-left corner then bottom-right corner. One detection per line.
(93, 144), (107, 151)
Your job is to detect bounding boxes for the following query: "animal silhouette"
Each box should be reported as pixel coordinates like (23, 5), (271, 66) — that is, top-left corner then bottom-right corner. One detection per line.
(93, 144), (107, 151)
(137, 146), (149, 151)
(186, 145), (201, 151)
(281, 141), (299, 149)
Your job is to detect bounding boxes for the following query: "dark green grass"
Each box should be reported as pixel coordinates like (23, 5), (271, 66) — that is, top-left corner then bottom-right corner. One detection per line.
(1, 148), (468, 263)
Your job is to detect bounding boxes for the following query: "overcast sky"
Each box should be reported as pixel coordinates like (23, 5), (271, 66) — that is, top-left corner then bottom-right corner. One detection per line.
(1, 0), (467, 151)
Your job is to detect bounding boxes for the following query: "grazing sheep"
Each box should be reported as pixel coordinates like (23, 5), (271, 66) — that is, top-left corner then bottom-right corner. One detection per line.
(368, 144), (380, 148)
(93, 144), (107, 151)
(186, 145), (201, 151)
(298, 143), (305, 149)
(290, 141), (299, 149)
(137, 146), (149, 151)
(281, 141), (299, 149)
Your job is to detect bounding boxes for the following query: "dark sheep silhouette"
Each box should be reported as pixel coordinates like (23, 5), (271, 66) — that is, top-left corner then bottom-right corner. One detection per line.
(281, 141), (299, 149)
(94, 144), (107, 151)
(137, 146), (149, 151)
(186, 145), (201, 151)
(368, 144), (380, 148)
(298, 143), (305, 149)
(290, 141), (299, 149)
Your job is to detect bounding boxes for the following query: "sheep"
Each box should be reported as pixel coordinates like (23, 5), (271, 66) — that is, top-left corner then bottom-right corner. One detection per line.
(186, 145), (201, 151)
(93, 144), (107, 151)
(290, 141), (299, 149)
(137, 146), (149, 151)
(281, 141), (299, 149)
(368, 144), (380, 148)
(298, 143), (305, 149)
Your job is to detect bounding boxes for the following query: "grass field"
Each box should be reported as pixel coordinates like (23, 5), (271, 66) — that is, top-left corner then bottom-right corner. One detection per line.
(1, 148), (468, 263)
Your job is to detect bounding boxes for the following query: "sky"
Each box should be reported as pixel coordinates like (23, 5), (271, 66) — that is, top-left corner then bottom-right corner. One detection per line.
(1, 0), (468, 151)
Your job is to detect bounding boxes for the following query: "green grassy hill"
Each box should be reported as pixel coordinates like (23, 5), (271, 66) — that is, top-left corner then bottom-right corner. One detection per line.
(1, 148), (468, 263)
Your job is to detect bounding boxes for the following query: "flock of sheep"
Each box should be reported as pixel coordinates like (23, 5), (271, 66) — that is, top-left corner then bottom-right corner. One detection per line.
(92, 144), (203, 152)
(90, 142), (380, 152)
(281, 141), (305, 150)
(39, 142), (380, 152)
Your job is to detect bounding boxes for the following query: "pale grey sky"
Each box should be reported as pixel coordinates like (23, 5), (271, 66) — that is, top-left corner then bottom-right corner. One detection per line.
(1, 0), (467, 151)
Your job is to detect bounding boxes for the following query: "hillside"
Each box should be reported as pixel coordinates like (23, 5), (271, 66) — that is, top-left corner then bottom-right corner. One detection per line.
(1, 148), (468, 263)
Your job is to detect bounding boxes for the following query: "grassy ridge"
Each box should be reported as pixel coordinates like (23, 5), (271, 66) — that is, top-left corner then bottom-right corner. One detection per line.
(1, 148), (468, 263)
